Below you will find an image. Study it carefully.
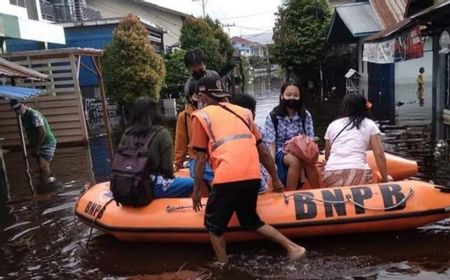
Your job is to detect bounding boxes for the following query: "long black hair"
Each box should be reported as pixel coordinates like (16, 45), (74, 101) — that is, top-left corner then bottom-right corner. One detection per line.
(186, 81), (198, 105)
(127, 97), (164, 136)
(273, 81), (307, 120)
(341, 93), (371, 130)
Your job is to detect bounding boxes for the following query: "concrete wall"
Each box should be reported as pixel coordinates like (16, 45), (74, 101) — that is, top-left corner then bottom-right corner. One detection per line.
(394, 38), (434, 126)
(87, 0), (185, 48)
(358, 38), (369, 97)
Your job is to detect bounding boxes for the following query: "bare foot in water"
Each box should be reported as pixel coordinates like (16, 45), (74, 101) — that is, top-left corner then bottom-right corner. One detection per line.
(288, 245), (306, 261)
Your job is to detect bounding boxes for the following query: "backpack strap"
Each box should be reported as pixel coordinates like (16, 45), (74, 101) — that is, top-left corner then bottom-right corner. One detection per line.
(217, 104), (252, 131)
(119, 127), (162, 151)
(269, 110), (278, 139)
(143, 127), (163, 148)
(301, 116), (306, 135)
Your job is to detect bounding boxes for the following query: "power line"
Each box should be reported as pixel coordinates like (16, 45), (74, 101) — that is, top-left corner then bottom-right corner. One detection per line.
(232, 25), (273, 32)
(218, 10), (274, 20)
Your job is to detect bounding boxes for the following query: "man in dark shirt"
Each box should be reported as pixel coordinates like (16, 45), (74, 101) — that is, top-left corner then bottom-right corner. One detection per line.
(184, 48), (218, 105)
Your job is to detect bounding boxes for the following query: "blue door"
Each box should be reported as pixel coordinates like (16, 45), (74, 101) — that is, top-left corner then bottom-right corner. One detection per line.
(368, 63), (395, 123)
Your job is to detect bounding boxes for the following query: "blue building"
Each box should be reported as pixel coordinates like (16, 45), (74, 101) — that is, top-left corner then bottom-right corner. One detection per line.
(5, 17), (165, 97)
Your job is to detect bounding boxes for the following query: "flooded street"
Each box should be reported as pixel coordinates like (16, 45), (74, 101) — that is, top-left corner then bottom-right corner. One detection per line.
(0, 81), (449, 279)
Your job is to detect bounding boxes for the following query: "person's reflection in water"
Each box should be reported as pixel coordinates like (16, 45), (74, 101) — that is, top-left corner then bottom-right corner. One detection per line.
(416, 67), (425, 106)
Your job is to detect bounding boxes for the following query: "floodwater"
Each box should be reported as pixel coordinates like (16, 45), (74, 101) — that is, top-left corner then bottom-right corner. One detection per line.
(0, 81), (449, 279)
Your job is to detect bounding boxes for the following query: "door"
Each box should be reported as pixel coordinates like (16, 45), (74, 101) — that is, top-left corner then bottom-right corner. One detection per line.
(368, 62), (395, 123)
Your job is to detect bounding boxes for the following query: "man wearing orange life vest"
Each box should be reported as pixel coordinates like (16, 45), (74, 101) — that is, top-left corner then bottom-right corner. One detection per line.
(191, 75), (306, 263)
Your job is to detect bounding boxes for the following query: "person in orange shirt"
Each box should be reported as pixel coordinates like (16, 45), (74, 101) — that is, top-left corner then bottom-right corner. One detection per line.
(191, 75), (306, 263)
(173, 81), (214, 184)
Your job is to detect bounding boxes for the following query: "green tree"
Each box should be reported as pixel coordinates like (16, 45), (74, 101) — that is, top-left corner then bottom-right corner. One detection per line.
(162, 49), (190, 99)
(272, 0), (331, 84)
(180, 17), (235, 75)
(102, 14), (166, 106)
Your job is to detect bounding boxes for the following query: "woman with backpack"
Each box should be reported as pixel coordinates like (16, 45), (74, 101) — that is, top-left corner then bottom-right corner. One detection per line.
(115, 97), (194, 202)
(323, 94), (388, 188)
(264, 81), (320, 190)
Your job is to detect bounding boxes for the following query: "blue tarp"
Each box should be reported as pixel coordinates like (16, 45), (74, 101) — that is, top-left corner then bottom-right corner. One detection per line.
(0, 85), (45, 100)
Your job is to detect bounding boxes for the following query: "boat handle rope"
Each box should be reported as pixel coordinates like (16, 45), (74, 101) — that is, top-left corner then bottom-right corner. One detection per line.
(283, 188), (415, 211)
(85, 198), (114, 247)
(165, 188), (415, 213)
(166, 204), (206, 212)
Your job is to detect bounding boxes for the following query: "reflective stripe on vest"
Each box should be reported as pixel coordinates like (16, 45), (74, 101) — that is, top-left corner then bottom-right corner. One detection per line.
(196, 110), (253, 151)
(192, 103), (261, 184)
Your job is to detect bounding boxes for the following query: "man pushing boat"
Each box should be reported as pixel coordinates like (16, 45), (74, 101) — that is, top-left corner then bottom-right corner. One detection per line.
(190, 74), (306, 263)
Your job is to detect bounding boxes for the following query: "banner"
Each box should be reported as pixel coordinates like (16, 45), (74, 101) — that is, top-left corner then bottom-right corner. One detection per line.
(363, 39), (395, 64)
(364, 25), (424, 64)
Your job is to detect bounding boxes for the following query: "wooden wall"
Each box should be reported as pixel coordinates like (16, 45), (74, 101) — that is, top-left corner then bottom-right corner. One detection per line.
(0, 54), (89, 147)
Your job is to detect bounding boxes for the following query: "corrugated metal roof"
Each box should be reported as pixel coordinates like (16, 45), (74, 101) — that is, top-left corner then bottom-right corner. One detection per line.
(0, 85), (45, 100)
(0, 57), (48, 80)
(335, 3), (382, 37)
(370, 0), (407, 28)
(365, 0), (450, 42)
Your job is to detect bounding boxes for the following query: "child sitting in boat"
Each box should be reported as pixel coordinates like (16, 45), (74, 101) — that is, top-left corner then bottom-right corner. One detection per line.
(323, 94), (388, 187)
(264, 81), (320, 190)
(231, 93), (270, 193)
(118, 97), (194, 198)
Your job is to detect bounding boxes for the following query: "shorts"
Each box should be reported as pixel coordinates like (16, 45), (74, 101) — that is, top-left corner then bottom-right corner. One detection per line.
(276, 150), (304, 187)
(204, 179), (264, 236)
(188, 159), (214, 182)
(323, 168), (372, 188)
(39, 145), (56, 162)
(153, 176), (194, 198)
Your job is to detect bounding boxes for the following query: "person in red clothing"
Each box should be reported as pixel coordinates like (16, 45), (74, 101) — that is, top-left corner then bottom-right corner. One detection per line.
(190, 75), (306, 263)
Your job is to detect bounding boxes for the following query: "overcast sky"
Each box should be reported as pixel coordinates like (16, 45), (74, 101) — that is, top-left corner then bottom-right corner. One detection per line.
(147, 0), (281, 37)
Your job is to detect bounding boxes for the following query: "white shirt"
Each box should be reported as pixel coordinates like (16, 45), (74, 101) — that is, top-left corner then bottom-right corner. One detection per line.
(324, 117), (380, 171)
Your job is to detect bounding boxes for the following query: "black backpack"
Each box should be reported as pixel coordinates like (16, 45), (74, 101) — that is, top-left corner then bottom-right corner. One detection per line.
(110, 127), (161, 207)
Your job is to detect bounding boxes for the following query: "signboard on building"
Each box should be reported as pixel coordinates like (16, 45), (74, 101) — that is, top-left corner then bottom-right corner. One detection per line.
(364, 25), (424, 64)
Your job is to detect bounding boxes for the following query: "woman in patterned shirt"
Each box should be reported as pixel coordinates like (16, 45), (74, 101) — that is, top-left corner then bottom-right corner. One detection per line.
(264, 81), (320, 190)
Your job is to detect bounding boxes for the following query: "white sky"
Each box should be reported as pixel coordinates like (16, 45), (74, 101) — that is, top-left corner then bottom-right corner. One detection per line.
(147, 0), (281, 37)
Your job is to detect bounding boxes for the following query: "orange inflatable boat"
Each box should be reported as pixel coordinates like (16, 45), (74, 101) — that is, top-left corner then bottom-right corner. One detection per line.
(74, 153), (450, 243)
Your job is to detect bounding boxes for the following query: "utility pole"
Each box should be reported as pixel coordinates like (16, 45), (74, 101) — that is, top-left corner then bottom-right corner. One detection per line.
(193, 0), (207, 18)
(222, 23), (235, 36)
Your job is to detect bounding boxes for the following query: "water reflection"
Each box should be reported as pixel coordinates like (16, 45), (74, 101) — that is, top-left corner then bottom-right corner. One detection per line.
(0, 78), (449, 279)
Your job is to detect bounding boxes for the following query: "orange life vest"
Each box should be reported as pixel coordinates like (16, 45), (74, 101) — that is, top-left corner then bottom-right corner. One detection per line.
(192, 102), (261, 184)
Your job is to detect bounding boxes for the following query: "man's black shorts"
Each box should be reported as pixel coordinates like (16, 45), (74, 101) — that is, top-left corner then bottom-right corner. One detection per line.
(204, 179), (264, 236)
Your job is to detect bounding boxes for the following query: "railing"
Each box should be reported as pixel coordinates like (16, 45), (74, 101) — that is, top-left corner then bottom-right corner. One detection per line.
(39, 1), (55, 19)
(82, 6), (101, 20)
(49, 3), (102, 22)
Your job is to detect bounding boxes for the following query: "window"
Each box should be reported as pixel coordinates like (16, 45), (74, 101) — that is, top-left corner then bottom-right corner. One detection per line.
(9, 0), (25, 7)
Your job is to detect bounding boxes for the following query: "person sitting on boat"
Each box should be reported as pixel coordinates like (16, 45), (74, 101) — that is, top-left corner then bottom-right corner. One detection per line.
(191, 75), (306, 263)
(173, 81), (214, 185)
(231, 93), (270, 193)
(323, 94), (388, 187)
(264, 81), (320, 190)
(119, 97), (194, 198)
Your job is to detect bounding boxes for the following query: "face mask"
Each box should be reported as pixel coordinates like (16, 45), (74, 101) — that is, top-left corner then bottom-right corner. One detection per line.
(192, 69), (206, 80)
(283, 99), (300, 109)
